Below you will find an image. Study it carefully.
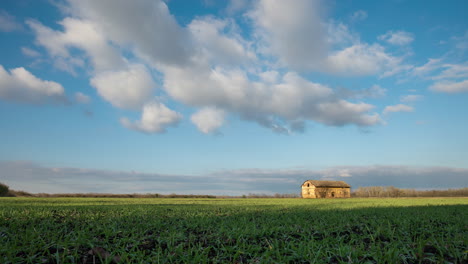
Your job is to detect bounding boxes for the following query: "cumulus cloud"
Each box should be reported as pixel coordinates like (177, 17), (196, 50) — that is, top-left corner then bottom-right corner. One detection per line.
(379, 30), (414, 46)
(250, 0), (400, 76)
(314, 100), (380, 126)
(327, 22), (357, 47)
(383, 104), (414, 114)
(325, 43), (400, 76)
(333, 85), (386, 101)
(191, 107), (225, 134)
(0, 10), (22, 32)
(121, 101), (182, 134)
(0, 65), (65, 104)
(430, 80), (468, 93)
(24, 0), (393, 133)
(188, 17), (255, 66)
(74, 92), (91, 104)
(162, 62), (381, 131)
(1, 161), (466, 194)
(67, 0), (191, 67)
(27, 18), (124, 73)
(259, 71), (279, 83)
(90, 64), (155, 109)
(250, 0), (328, 70)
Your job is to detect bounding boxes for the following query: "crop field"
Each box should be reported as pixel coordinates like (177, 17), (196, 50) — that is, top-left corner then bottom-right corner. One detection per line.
(0, 197), (467, 264)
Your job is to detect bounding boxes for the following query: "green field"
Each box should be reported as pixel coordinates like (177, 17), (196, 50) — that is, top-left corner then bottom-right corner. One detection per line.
(1, 197), (467, 263)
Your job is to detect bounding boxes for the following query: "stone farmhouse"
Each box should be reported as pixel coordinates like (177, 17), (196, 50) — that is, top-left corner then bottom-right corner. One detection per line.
(301, 180), (351, 198)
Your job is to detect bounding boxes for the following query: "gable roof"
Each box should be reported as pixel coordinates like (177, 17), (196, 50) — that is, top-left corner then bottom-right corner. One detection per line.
(302, 180), (350, 188)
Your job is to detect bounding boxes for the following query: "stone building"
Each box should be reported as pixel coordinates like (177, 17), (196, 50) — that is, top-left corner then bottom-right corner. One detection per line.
(301, 180), (351, 198)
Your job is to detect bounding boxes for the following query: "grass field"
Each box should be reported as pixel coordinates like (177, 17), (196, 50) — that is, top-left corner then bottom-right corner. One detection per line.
(0, 197), (467, 263)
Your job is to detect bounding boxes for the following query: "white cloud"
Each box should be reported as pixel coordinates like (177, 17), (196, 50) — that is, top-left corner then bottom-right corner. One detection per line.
(433, 63), (468, 80)
(412, 58), (442, 77)
(379, 30), (414, 46)
(188, 17), (255, 66)
(74, 92), (91, 104)
(0, 10), (22, 32)
(259, 70), (279, 83)
(90, 64), (155, 109)
(24, 0), (390, 133)
(21, 47), (41, 58)
(400, 94), (423, 102)
(314, 100), (380, 126)
(412, 60), (468, 80)
(191, 107), (225, 134)
(325, 43), (400, 76)
(383, 104), (414, 114)
(350, 10), (367, 22)
(327, 22), (357, 47)
(410, 59), (468, 93)
(430, 80), (468, 93)
(250, 1), (400, 76)
(27, 18), (125, 73)
(67, 0), (191, 67)
(120, 101), (182, 134)
(162, 61), (381, 131)
(250, 0), (328, 70)
(0, 65), (65, 104)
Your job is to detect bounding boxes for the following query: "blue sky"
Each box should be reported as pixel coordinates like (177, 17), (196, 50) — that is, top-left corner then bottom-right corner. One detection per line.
(0, 0), (467, 195)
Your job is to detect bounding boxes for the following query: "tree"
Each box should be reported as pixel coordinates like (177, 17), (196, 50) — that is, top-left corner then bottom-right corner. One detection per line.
(0, 182), (10, 196)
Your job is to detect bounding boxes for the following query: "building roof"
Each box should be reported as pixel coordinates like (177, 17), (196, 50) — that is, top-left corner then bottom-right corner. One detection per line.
(302, 180), (351, 188)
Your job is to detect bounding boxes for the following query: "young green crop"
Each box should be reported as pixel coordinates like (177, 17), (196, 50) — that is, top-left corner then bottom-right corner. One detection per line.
(0, 197), (467, 263)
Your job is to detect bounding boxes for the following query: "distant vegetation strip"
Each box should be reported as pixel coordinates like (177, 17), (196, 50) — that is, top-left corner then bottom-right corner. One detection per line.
(1, 182), (467, 198)
(352, 186), (468, 197)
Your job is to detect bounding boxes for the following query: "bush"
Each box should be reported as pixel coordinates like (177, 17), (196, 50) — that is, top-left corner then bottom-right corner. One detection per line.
(0, 182), (10, 196)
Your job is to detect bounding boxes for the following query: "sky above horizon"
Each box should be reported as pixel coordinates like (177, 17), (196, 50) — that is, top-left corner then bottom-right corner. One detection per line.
(0, 0), (467, 195)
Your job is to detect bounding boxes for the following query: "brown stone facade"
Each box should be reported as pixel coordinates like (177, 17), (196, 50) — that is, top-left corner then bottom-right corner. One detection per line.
(301, 180), (351, 198)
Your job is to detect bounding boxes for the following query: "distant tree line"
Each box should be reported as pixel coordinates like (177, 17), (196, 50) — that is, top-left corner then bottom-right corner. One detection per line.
(32, 193), (300, 198)
(32, 193), (217, 198)
(352, 186), (468, 197)
(0, 183), (217, 198)
(237, 193), (300, 198)
(1, 182), (467, 198)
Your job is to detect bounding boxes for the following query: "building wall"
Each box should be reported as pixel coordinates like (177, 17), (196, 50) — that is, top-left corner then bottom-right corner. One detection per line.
(314, 187), (350, 198)
(301, 185), (316, 198)
(302, 185), (350, 198)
